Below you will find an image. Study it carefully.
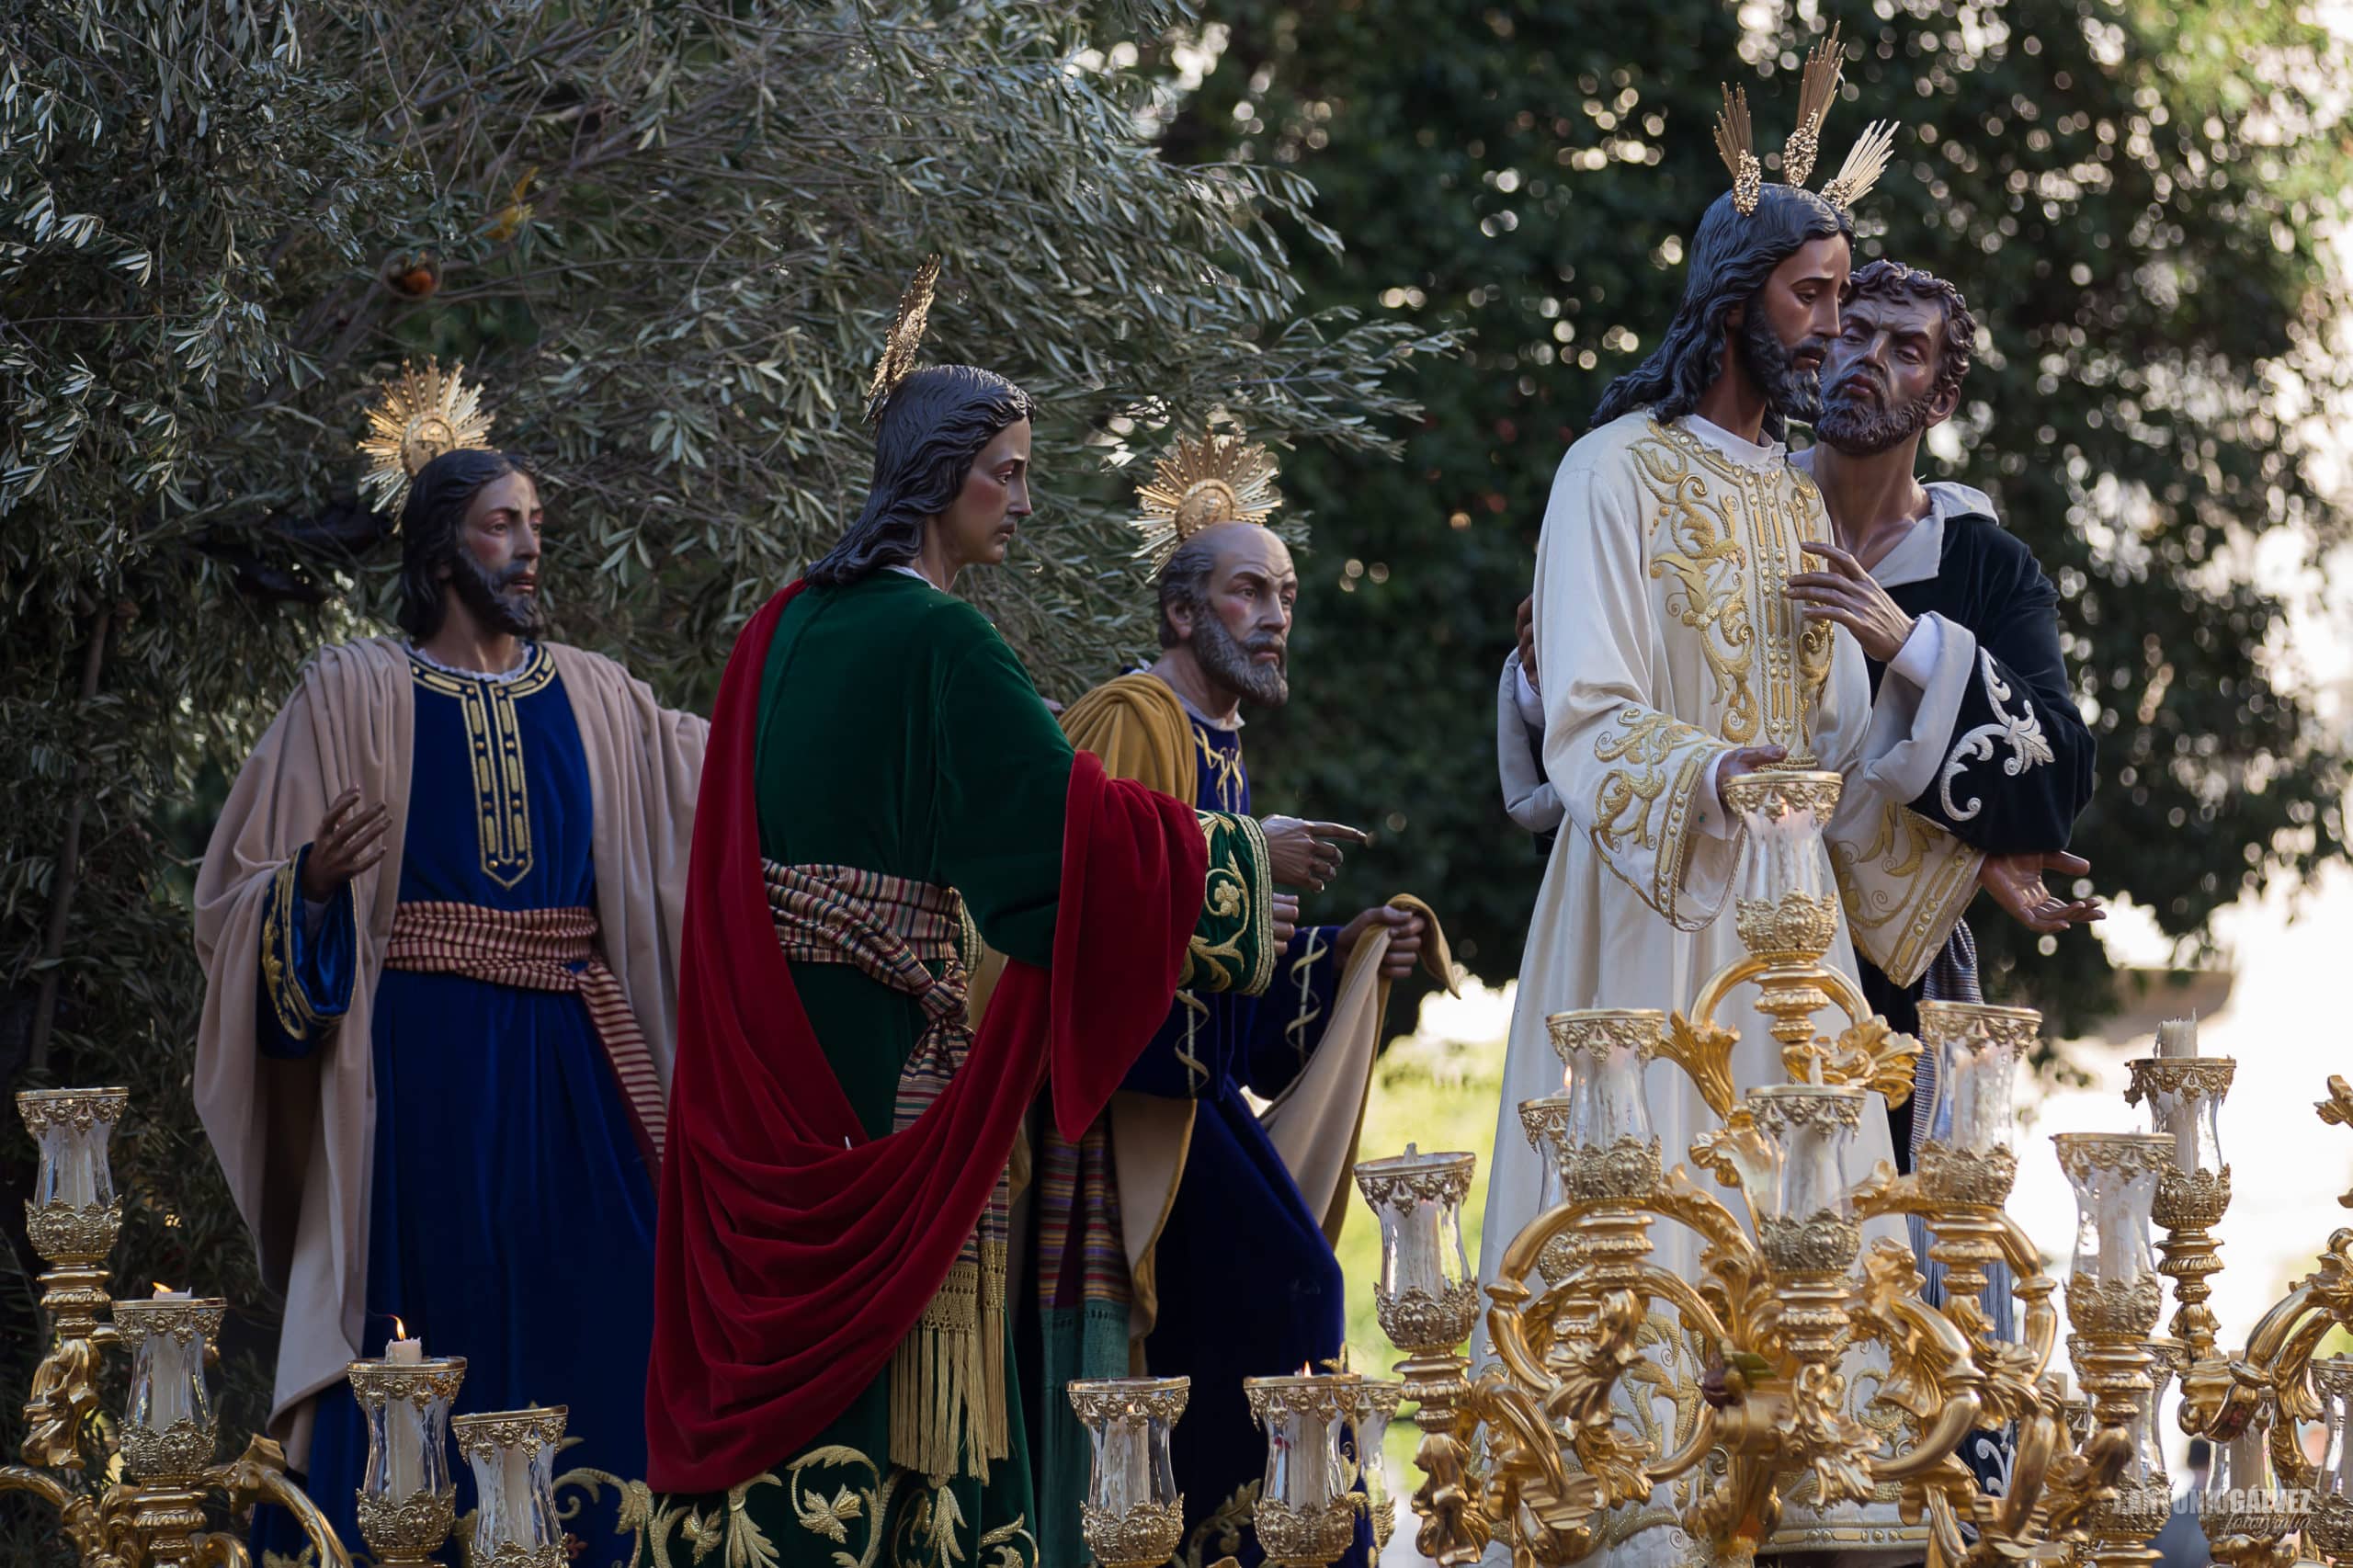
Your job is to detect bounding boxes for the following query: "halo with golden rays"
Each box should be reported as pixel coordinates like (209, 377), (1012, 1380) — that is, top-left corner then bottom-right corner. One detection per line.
(356, 358), (496, 515)
(1131, 424), (1283, 573)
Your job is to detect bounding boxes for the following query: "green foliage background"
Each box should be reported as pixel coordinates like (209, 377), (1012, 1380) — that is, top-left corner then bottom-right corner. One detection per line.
(1154, 0), (2353, 1038)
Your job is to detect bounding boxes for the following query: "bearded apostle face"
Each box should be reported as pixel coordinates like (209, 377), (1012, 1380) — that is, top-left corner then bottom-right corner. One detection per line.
(1814, 260), (1974, 457)
(931, 417), (1034, 575)
(1732, 233), (1850, 424)
(444, 469), (550, 638)
(1160, 522), (1297, 708)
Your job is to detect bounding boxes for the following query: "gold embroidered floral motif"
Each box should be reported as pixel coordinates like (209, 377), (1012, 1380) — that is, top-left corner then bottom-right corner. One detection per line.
(635, 1449), (1033, 1568)
(1590, 708), (1721, 922)
(1185, 812), (1274, 997)
(1828, 798), (1982, 983)
(410, 644), (556, 890)
(1632, 435), (1758, 744)
(1636, 422), (1838, 761)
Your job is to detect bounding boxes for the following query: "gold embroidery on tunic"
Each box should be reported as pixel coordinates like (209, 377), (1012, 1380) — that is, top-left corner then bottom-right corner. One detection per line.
(1191, 725), (1247, 813)
(1282, 926), (1331, 1066)
(410, 644), (555, 890)
(1830, 800), (1983, 983)
(1636, 422), (1836, 762)
(259, 858), (317, 1040)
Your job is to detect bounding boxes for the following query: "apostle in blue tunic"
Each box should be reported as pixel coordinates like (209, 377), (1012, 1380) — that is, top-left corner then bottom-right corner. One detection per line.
(1026, 427), (1446, 1568)
(193, 381), (705, 1566)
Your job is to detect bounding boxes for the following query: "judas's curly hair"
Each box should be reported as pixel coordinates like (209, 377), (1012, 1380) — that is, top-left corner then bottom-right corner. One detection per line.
(1846, 259), (1978, 406)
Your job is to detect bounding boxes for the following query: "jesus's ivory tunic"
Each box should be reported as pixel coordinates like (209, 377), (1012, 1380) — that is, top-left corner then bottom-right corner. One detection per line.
(1479, 411), (1981, 1568)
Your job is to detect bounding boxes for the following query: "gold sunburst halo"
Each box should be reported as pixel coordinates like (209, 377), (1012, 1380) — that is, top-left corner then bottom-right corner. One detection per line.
(357, 358), (496, 515)
(1131, 424), (1283, 573)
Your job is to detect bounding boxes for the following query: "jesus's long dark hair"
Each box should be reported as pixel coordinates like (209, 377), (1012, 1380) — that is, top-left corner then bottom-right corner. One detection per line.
(807, 365), (1037, 586)
(397, 447), (528, 640)
(1591, 185), (1853, 443)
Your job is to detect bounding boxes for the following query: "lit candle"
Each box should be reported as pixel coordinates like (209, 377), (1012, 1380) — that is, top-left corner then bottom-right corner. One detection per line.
(2154, 1016), (2198, 1059)
(384, 1322), (426, 1496)
(144, 1287), (194, 1428)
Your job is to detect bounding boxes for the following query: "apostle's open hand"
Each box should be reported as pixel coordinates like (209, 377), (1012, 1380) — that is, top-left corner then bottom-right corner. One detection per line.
(1261, 815), (1369, 892)
(1979, 850), (2105, 935)
(1270, 892), (1301, 954)
(1337, 903), (1427, 980)
(1516, 593), (1540, 692)
(1788, 540), (1915, 663)
(301, 788), (390, 902)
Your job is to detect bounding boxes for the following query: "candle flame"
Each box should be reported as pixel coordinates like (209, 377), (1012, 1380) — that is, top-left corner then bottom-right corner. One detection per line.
(392, 1315), (409, 1341)
(1297, 1361), (1314, 1377)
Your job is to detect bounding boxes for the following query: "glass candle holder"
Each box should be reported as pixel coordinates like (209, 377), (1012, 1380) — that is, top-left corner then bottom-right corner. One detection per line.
(1518, 1094), (1581, 1287)
(111, 1296), (225, 1483)
(2123, 1056), (2235, 1229)
(1354, 1146), (1478, 1354)
(1745, 1084), (1865, 1276)
(2308, 1357), (2353, 1557)
(452, 1406), (567, 1568)
(1065, 1376), (1188, 1568)
(17, 1086), (129, 1266)
(2206, 1388), (2304, 1543)
(2053, 1133), (2171, 1337)
(1723, 770), (1844, 963)
(1915, 1002), (2036, 1207)
(1351, 1379), (1405, 1555)
(1546, 1010), (1663, 1201)
(347, 1355), (467, 1565)
(1245, 1373), (1361, 1567)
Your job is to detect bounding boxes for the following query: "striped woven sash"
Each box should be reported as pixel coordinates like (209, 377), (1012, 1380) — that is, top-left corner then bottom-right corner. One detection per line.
(763, 862), (1007, 1485)
(381, 903), (666, 1168)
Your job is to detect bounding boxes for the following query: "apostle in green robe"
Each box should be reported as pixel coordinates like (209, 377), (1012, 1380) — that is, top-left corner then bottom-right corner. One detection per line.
(637, 285), (1287, 1568)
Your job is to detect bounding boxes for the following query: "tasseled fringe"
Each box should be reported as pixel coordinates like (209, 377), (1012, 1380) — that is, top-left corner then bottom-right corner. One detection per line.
(889, 1244), (1011, 1484)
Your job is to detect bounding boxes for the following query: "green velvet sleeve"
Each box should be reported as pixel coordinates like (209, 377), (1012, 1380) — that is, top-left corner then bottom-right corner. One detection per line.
(1184, 811), (1279, 996)
(934, 616), (1078, 969)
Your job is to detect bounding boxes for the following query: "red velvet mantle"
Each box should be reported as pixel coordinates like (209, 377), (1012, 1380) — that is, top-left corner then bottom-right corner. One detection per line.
(644, 580), (1206, 1492)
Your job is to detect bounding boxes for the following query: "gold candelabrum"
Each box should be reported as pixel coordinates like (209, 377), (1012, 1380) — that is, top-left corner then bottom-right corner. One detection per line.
(2167, 1074), (2353, 1568)
(1354, 770), (2172, 1568)
(3, 1087), (352, 1568)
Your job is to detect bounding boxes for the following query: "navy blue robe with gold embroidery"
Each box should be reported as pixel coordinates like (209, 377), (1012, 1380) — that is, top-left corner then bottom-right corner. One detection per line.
(251, 646), (656, 1568)
(1125, 715), (1366, 1568)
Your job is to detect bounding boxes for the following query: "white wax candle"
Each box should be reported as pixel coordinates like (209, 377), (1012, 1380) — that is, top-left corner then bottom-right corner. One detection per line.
(146, 1334), (194, 1428)
(2165, 1094), (2200, 1174)
(2155, 1016), (2198, 1059)
(1101, 1419), (1149, 1512)
(387, 1394), (426, 1498)
(1393, 1204), (1444, 1297)
(2096, 1180), (2134, 1284)
(385, 1335), (425, 1366)
(58, 1141), (97, 1207)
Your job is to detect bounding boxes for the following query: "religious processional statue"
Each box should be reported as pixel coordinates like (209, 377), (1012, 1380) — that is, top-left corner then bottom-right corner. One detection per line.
(1016, 426), (1451, 1567)
(636, 263), (1290, 1568)
(1481, 34), (1995, 1566)
(190, 364), (709, 1560)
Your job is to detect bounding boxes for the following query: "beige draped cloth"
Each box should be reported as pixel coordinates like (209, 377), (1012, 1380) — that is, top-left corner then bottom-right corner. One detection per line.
(191, 637), (705, 1464)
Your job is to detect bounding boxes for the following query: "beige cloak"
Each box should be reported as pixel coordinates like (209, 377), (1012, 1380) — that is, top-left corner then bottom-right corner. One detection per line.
(191, 637), (705, 1463)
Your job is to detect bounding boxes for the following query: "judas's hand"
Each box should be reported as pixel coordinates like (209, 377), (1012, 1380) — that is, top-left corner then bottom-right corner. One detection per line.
(1270, 892), (1302, 955)
(1336, 904), (1427, 980)
(301, 788), (391, 903)
(1261, 816), (1370, 892)
(1788, 541), (1915, 663)
(1980, 850), (2106, 935)
(1713, 746), (1789, 811)
(1516, 594), (1540, 693)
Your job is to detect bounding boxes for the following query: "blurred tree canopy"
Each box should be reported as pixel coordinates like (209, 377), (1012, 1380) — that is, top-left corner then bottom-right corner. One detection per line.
(0, 0), (1446, 1528)
(1151, 0), (2353, 1037)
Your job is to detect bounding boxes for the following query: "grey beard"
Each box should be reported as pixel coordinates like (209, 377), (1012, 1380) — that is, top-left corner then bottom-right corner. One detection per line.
(1738, 309), (1824, 424)
(1194, 612), (1289, 708)
(449, 548), (546, 638)
(1814, 380), (1936, 456)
